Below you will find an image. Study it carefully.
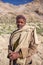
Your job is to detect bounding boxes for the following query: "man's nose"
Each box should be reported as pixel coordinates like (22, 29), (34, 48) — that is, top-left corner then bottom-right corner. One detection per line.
(19, 23), (22, 25)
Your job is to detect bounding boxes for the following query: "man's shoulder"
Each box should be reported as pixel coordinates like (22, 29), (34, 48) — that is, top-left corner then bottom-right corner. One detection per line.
(29, 26), (35, 29)
(10, 29), (19, 39)
(26, 25), (35, 32)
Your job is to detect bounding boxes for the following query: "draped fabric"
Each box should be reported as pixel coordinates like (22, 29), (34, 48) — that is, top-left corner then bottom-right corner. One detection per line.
(8, 23), (39, 65)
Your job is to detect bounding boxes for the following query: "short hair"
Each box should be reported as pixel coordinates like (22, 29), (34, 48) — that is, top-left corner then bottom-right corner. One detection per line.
(16, 15), (26, 22)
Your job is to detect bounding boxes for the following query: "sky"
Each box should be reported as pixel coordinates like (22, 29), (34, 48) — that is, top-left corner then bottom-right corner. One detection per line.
(2, 0), (33, 5)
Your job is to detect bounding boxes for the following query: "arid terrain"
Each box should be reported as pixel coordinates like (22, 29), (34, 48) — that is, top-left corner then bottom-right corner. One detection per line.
(0, 0), (43, 65)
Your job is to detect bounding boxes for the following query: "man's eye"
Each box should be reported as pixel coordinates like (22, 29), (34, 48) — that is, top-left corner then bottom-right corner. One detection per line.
(17, 21), (23, 24)
(21, 21), (24, 23)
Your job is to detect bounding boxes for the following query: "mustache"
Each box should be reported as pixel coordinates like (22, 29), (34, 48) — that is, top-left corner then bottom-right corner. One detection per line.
(17, 25), (23, 29)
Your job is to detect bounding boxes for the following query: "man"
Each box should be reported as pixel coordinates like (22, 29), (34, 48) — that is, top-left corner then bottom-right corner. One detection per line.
(8, 15), (39, 65)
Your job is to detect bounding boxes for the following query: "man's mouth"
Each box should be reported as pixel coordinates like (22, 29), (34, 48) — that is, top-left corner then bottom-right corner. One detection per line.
(17, 25), (23, 29)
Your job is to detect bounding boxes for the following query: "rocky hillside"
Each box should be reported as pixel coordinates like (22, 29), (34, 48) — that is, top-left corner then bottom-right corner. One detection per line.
(0, 0), (43, 65)
(0, 0), (43, 35)
(0, 0), (43, 22)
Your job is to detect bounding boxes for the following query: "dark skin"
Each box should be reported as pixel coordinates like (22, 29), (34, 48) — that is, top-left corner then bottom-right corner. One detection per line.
(16, 18), (26, 29)
(9, 18), (26, 60)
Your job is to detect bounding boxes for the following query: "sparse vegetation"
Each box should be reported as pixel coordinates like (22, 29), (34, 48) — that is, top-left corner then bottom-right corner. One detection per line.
(0, 21), (43, 36)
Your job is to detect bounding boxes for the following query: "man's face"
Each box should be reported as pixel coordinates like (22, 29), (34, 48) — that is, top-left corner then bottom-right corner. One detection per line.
(16, 19), (26, 29)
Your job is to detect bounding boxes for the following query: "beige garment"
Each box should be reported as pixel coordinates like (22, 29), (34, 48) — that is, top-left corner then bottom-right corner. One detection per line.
(15, 24), (39, 57)
(8, 23), (39, 65)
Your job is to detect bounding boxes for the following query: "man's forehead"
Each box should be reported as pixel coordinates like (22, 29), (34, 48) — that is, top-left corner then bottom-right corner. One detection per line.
(16, 19), (26, 23)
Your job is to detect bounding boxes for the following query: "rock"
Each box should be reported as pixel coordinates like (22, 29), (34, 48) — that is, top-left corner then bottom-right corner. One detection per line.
(0, 34), (10, 65)
(0, 1), (43, 22)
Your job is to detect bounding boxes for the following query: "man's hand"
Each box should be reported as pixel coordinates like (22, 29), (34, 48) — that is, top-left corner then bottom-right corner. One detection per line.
(9, 52), (20, 60)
